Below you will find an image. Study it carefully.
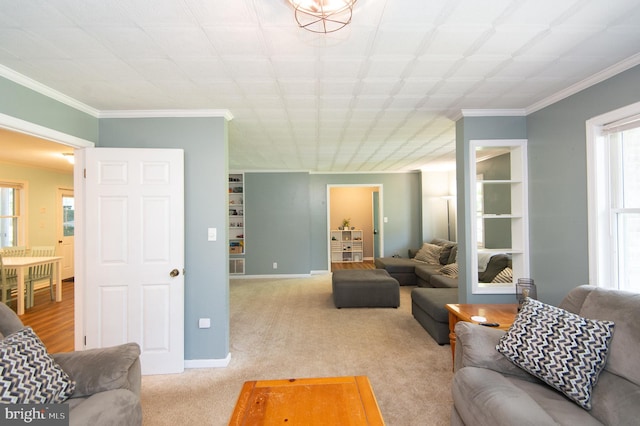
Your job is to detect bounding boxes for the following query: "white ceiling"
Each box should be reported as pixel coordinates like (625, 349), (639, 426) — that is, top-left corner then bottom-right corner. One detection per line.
(1, 0), (640, 172)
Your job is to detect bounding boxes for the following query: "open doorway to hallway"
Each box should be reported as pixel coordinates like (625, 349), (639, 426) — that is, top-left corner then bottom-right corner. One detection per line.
(327, 184), (383, 271)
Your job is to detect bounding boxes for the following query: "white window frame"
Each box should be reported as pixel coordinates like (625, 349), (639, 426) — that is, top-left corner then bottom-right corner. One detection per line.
(586, 101), (640, 290)
(0, 179), (28, 248)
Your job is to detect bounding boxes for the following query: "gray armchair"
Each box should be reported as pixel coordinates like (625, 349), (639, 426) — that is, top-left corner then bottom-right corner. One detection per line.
(0, 302), (142, 426)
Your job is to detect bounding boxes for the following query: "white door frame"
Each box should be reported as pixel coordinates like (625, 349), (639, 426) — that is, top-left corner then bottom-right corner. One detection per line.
(326, 184), (384, 270)
(0, 113), (94, 350)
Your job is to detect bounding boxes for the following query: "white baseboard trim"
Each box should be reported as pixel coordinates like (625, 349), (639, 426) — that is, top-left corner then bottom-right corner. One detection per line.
(311, 270), (331, 275)
(184, 353), (231, 369)
(231, 273), (311, 279)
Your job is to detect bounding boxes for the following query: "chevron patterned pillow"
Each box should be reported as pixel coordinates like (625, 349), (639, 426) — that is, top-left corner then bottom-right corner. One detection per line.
(496, 298), (614, 410)
(0, 327), (75, 404)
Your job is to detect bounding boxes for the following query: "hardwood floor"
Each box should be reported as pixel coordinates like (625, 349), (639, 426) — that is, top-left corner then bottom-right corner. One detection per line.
(331, 260), (375, 271)
(13, 280), (75, 353)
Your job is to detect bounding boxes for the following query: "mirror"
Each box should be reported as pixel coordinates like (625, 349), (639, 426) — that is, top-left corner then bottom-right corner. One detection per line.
(469, 139), (529, 294)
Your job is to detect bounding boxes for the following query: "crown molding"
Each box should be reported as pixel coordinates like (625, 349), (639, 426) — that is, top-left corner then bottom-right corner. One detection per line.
(450, 54), (640, 121)
(526, 53), (640, 115)
(0, 65), (100, 117)
(98, 109), (234, 120)
(448, 109), (526, 122)
(0, 65), (234, 121)
(462, 109), (527, 118)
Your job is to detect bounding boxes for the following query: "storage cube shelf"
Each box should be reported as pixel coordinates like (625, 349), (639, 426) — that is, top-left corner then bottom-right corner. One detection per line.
(330, 230), (363, 263)
(229, 173), (245, 275)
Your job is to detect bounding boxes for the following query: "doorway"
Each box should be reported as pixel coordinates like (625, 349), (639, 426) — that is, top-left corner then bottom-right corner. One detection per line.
(0, 115), (94, 350)
(327, 184), (383, 270)
(57, 188), (74, 280)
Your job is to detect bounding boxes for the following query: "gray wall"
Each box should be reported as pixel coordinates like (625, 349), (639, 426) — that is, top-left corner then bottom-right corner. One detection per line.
(245, 172), (311, 275)
(456, 116), (527, 304)
(242, 171), (422, 275)
(0, 76), (98, 142)
(477, 153), (511, 249)
(98, 117), (230, 361)
(527, 65), (640, 306)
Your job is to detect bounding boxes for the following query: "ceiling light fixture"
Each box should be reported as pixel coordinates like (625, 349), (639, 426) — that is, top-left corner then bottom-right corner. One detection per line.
(287, 0), (357, 34)
(62, 153), (74, 164)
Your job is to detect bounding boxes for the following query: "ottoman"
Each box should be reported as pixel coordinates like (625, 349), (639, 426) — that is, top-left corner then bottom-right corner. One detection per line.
(332, 269), (400, 308)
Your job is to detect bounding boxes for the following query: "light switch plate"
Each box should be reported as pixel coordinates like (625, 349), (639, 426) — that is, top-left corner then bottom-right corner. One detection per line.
(207, 227), (217, 241)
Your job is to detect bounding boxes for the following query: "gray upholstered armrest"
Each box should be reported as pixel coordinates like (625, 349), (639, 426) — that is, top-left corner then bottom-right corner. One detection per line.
(52, 343), (141, 398)
(454, 322), (539, 383)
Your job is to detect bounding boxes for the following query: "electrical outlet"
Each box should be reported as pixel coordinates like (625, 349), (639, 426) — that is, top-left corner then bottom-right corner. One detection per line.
(273, 262), (278, 269)
(198, 318), (211, 329)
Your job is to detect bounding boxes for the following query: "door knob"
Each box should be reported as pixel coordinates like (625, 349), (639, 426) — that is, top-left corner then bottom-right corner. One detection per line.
(169, 269), (180, 277)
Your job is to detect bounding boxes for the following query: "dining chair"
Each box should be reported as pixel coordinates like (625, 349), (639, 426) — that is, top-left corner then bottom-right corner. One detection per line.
(0, 253), (26, 308)
(26, 246), (56, 307)
(0, 246), (27, 257)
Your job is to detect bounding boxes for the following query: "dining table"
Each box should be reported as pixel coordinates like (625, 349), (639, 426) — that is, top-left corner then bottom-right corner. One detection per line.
(2, 256), (63, 315)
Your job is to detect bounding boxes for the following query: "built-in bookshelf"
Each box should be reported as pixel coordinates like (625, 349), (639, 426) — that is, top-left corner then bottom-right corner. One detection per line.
(229, 173), (244, 275)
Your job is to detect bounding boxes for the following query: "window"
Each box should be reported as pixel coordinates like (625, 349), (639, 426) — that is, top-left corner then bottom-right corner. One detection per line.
(587, 103), (640, 292)
(0, 181), (26, 248)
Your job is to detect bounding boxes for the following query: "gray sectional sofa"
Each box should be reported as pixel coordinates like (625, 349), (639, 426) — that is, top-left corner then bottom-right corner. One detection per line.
(452, 285), (640, 425)
(374, 238), (511, 288)
(374, 238), (458, 287)
(375, 239), (512, 344)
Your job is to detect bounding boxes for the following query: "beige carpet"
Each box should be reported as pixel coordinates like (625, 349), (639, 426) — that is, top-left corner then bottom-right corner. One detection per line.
(141, 274), (454, 425)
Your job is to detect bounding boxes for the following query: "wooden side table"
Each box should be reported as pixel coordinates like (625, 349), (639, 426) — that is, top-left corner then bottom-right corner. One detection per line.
(445, 304), (518, 366)
(229, 376), (385, 425)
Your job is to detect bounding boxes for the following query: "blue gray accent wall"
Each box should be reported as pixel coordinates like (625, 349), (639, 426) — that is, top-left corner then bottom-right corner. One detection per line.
(245, 172), (311, 275)
(0, 76), (98, 142)
(243, 171), (422, 275)
(455, 116), (527, 304)
(98, 117), (230, 361)
(527, 65), (640, 306)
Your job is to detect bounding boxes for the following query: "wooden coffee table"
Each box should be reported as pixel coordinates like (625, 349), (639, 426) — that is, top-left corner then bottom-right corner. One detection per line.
(229, 376), (385, 425)
(445, 303), (518, 365)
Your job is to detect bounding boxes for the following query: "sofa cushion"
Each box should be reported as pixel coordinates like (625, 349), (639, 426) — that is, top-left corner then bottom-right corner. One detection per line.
(429, 238), (456, 265)
(577, 288), (640, 388)
(479, 254), (511, 283)
(0, 327), (75, 404)
(439, 263), (458, 278)
(414, 263), (443, 284)
(414, 243), (442, 265)
(453, 367), (602, 426)
(491, 267), (512, 283)
(373, 257), (415, 273)
(429, 275), (458, 288)
(496, 298), (615, 410)
(447, 245), (458, 264)
(411, 287), (458, 323)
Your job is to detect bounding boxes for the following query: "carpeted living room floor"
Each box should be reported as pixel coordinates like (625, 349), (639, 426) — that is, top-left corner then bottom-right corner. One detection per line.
(141, 274), (454, 425)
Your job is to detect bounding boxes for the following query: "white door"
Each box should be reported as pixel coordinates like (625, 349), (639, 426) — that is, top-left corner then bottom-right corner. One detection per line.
(82, 148), (184, 375)
(57, 189), (75, 280)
